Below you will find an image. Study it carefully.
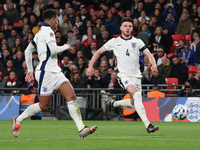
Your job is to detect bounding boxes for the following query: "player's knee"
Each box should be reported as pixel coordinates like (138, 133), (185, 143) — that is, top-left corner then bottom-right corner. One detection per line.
(66, 94), (76, 102)
(39, 104), (49, 111)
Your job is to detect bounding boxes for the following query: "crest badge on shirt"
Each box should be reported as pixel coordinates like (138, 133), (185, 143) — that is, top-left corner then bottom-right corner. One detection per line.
(132, 43), (136, 48)
(43, 87), (48, 92)
(50, 32), (54, 37)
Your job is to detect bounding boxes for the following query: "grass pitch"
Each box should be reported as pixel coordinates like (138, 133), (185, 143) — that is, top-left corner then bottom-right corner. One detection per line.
(0, 120), (199, 150)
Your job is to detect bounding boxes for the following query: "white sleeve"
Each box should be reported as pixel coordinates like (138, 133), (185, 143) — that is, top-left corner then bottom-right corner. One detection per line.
(25, 42), (36, 72)
(102, 38), (115, 51)
(47, 40), (69, 54)
(43, 29), (69, 54)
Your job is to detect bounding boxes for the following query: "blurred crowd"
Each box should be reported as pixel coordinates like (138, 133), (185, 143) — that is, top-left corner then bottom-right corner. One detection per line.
(0, 0), (200, 95)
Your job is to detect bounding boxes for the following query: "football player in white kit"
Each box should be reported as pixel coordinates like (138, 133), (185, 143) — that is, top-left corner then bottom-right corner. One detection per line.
(87, 17), (159, 133)
(12, 9), (97, 138)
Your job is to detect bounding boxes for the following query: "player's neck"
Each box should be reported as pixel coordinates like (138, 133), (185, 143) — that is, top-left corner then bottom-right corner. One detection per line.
(44, 21), (53, 28)
(121, 34), (131, 40)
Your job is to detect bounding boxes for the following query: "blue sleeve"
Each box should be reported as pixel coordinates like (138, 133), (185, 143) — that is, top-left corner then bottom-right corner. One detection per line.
(178, 51), (183, 58)
(162, 21), (166, 27)
(172, 22), (177, 33)
(171, 8), (178, 21)
(112, 19), (120, 34)
(163, 8), (168, 19)
(190, 50), (195, 66)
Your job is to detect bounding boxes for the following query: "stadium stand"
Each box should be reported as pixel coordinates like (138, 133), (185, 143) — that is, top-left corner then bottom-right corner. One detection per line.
(0, 0), (199, 117)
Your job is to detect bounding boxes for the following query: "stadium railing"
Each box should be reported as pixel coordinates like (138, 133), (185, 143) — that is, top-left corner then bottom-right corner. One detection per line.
(1, 85), (200, 118)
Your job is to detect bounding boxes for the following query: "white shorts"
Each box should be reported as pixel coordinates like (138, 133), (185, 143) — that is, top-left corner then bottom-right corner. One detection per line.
(117, 76), (142, 91)
(35, 70), (69, 96)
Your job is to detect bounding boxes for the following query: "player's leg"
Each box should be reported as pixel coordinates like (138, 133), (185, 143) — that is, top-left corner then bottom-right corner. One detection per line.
(112, 95), (134, 108)
(12, 71), (54, 137)
(12, 95), (52, 137)
(57, 81), (97, 138)
(127, 85), (150, 126)
(127, 84), (159, 133)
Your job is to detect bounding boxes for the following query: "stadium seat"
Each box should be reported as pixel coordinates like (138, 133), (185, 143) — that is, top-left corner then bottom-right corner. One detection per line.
(113, 34), (121, 37)
(167, 53), (174, 58)
(184, 34), (191, 42)
(87, 5), (94, 12)
(122, 118), (136, 121)
(165, 78), (179, 97)
(14, 22), (19, 27)
(170, 34), (184, 53)
(76, 11), (80, 16)
(188, 66), (197, 75)
(152, 53), (157, 55)
(171, 34), (184, 41)
(165, 78), (178, 85)
(118, 11), (123, 15)
(170, 40), (179, 53)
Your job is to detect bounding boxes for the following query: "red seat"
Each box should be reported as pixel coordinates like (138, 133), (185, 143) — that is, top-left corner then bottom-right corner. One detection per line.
(165, 78), (178, 85)
(188, 66), (197, 75)
(152, 53), (157, 55)
(184, 34), (191, 42)
(76, 11), (80, 16)
(14, 22), (19, 27)
(113, 34), (121, 38)
(165, 78), (178, 97)
(167, 53), (174, 58)
(171, 34), (184, 41)
(87, 5), (94, 12)
(170, 34), (184, 53)
(122, 118), (136, 121)
(170, 40), (179, 53)
(118, 11), (123, 15)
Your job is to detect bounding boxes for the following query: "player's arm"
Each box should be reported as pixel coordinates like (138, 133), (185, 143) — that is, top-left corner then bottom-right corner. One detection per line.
(143, 49), (157, 73)
(24, 41), (37, 83)
(47, 40), (71, 54)
(25, 41), (37, 72)
(87, 47), (106, 76)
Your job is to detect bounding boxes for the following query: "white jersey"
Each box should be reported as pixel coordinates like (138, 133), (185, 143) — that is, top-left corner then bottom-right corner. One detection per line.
(103, 36), (148, 78)
(32, 23), (61, 72)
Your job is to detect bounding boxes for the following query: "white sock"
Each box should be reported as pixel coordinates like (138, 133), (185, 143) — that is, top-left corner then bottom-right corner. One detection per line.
(113, 99), (134, 108)
(67, 100), (85, 131)
(133, 92), (150, 128)
(16, 103), (41, 124)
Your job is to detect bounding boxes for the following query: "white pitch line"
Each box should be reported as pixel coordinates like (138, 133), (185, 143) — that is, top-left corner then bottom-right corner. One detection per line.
(0, 135), (174, 142)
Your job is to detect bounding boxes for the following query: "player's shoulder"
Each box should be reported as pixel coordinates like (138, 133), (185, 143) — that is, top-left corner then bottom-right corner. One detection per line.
(41, 26), (53, 33)
(41, 26), (54, 37)
(131, 36), (143, 43)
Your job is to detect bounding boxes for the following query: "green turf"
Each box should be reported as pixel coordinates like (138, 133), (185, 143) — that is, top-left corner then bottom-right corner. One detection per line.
(0, 120), (200, 150)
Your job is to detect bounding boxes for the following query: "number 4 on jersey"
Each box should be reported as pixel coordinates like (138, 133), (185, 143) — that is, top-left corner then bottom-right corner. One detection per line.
(126, 49), (130, 56)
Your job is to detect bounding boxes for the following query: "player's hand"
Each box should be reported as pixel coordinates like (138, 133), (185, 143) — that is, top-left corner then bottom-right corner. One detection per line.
(87, 67), (94, 77)
(25, 72), (34, 83)
(66, 44), (71, 50)
(151, 65), (157, 73)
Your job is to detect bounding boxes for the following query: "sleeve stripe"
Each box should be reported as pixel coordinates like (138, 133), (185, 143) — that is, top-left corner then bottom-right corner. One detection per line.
(102, 46), (107, 51)
(139, 46), (146, 52)
(143, 49), (149, 53)
(31, 41), (37, 48)
(47, 40), (56, 45)
(30, 42), (35, 48)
